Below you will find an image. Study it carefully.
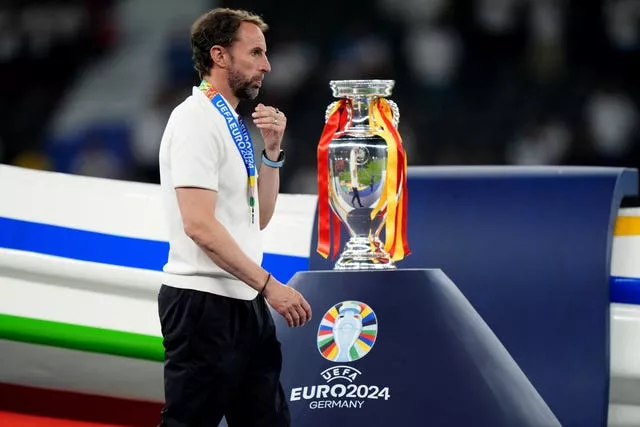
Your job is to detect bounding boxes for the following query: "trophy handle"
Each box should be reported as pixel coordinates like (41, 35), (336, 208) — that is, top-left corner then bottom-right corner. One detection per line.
(325, 101), (353, 125)
(325, 99), (397, 127)
(325, 101), (339, 123)
(387, 99), (400, 128)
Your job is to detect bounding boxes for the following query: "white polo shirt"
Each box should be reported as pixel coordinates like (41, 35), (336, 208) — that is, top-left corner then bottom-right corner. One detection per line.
(158, 86), (261, 300)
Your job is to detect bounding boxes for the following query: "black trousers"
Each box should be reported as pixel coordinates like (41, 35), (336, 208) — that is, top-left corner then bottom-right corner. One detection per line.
(157, 284), (290, 427)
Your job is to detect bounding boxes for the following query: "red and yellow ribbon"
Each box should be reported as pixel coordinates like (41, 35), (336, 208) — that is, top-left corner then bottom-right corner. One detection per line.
(316, 98), (410, 261)
(369, 98), (410, 260)
(317, 100), (351, 259)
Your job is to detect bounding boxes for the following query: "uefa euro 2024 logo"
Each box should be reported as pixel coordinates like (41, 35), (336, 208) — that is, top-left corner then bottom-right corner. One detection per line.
(290, 301), (389, 410)
(317, 301), (378, 362)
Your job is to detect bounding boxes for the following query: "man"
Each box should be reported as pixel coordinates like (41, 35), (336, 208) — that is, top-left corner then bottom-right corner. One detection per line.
(156, 8), (312, 427)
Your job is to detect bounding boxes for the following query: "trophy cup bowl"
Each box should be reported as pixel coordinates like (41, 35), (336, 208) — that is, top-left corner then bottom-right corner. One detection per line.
(326, 80), (400, 270)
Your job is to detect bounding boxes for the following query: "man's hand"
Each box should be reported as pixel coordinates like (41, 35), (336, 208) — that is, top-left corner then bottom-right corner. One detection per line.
(263, 276), (312, 327)
(252, 103), (286, 153)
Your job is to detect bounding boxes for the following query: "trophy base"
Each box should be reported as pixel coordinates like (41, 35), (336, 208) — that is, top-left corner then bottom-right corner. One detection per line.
(334, 237), (395, 270)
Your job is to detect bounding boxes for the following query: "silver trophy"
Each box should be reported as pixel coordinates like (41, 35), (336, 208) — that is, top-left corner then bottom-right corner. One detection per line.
(325, 80), (401, 270)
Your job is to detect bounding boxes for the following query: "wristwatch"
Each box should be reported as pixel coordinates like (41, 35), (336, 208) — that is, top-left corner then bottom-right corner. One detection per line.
(262, 149), (285, 168)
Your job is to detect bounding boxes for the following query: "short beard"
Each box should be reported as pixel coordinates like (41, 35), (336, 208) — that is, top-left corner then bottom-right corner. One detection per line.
(228, 63), (259, 101)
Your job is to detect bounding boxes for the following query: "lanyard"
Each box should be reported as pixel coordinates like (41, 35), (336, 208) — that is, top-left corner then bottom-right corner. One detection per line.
(199, 80), (256, 224)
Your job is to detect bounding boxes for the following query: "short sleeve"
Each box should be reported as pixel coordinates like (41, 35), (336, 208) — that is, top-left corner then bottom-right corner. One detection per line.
(169, 112), (221, 191)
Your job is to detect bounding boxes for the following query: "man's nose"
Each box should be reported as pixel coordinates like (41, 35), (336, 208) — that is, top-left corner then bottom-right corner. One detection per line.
(261, 55), (271, 73)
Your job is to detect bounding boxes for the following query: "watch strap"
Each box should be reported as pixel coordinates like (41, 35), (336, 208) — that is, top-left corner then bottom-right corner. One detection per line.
(262, 149), (285, 168)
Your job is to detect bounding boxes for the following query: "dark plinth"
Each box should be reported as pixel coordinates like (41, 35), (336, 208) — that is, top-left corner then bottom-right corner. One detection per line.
(309, 166), (639, 426)
(274, 269), (560, 426)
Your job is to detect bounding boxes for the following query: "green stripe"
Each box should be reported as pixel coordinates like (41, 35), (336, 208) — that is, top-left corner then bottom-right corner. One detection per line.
(0, 314), (164, 362)
(349, 346), (359, 360)
(318, 336), (333, 347)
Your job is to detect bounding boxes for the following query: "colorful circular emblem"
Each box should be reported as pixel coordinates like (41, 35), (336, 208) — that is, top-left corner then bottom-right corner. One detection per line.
(317, 301), (378, 362)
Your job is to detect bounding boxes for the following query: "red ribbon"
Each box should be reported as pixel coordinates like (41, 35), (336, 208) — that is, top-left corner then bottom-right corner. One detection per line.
(316, 100), (349, 259)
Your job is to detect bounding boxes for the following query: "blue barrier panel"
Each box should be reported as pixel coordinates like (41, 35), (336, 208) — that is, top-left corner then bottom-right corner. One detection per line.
(276, 269), (561, 426)
(309, 166), (639, 427)
(0, 218), (304, 284)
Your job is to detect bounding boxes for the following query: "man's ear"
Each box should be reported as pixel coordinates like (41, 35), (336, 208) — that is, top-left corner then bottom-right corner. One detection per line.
(210, 45), (228, 68)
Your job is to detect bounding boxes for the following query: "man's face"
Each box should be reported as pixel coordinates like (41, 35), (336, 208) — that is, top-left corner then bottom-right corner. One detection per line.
(227, 22), (271, 100)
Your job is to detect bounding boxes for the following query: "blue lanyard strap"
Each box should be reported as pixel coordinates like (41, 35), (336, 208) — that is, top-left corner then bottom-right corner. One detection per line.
(199, 80), (256, 222)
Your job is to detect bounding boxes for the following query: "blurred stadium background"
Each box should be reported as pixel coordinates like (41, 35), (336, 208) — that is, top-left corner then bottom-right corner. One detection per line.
(1, 1), (640, 426)
(1, 0), (639, 191)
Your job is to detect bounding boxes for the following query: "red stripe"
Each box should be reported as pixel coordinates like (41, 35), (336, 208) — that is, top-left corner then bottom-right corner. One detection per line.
(0, 411), (127, 427)
(0, 382), (162, 427)
(322, 342), (336, 357)
(360, 333), (376, 342)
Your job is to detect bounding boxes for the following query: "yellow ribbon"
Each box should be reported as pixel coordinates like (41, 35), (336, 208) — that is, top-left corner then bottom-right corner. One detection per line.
(368, 97), (409, 261)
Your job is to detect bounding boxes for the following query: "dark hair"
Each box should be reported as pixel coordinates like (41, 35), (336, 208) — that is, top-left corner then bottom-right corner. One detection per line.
(190, 8), (268, 79)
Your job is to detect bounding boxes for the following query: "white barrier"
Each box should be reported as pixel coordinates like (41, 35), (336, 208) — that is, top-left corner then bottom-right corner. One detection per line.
(609, 207), (640, 426)
(0, 164), (639, 425)
(0, 164), (316, 403)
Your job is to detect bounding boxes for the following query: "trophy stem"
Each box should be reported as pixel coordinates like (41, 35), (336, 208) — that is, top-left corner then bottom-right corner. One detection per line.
(334, 236), (396, 270)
